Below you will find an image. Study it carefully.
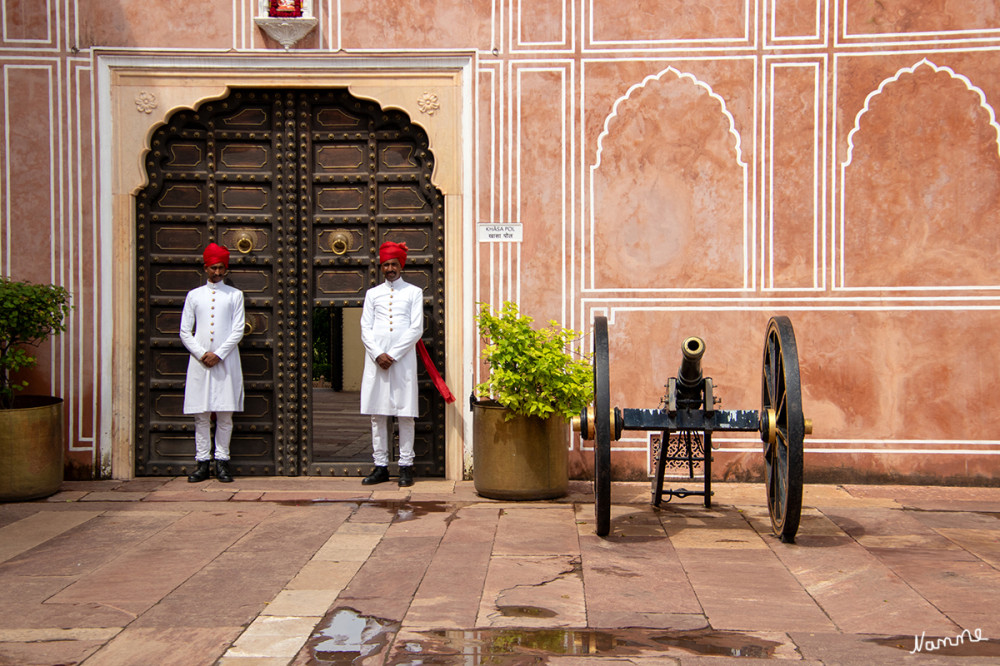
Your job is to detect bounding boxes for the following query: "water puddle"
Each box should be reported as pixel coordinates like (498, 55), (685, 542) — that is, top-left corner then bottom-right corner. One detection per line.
(391, 627), (782, 663)
(301, 611), (784, 663)
(302, 607), (400, 664)
(271, 498), (458, 523)
(496, 605), (558, 618)
(303, 608), (399, 666)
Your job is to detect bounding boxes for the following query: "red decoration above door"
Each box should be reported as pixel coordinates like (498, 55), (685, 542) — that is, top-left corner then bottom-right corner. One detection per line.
(269, 0), (302, 17)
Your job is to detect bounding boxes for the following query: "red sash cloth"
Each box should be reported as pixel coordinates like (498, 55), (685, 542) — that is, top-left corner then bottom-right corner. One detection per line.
(416, 340), (455, 403)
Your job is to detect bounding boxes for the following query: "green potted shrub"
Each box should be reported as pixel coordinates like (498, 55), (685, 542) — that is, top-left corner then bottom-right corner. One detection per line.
(0, 277), (71, 501)
(472, 301), (593, 500)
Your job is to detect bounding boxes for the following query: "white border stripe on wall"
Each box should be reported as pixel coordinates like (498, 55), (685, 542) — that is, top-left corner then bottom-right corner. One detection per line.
(513, 0), (570, 50)
(840, 0), (1000, 42)
(768, 0), (826, 43)
(586, 0), (754, 48)
(835, 55), (1000, 291)
(1, 0), (54, 46)
(765, 58), (825, 291)
(514, 62), (570, 315)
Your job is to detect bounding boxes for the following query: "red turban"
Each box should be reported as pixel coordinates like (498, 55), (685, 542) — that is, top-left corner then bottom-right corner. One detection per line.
(203, 242), (230, 268)
(379, 241), (408, 268)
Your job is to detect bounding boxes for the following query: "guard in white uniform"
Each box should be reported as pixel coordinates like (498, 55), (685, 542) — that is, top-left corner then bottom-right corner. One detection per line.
(360, 241), (423, 487)
(180, 242), (245, 483)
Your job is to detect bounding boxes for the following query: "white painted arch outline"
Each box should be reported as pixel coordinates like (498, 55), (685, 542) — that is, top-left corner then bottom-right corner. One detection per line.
(589, 65), (750, 291)
(592, 65), (746, 170)
(837, 58), (1000, 289)
(842, 57), (1000, 168)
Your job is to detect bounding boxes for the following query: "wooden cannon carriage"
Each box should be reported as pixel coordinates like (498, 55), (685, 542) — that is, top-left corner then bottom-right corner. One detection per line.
(575, 316), (812, 542)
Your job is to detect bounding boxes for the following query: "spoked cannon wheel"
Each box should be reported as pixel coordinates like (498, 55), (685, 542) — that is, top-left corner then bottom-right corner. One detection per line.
(592, 316), (612, 537)
(760, 316), (805, 543)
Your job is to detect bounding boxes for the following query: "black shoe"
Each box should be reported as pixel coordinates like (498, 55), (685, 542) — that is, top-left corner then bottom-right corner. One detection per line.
(398, 466), (414, 488)
(216, 459), (234, 483)
(188, 460), (210, 483)
(362, 466), (389, 485)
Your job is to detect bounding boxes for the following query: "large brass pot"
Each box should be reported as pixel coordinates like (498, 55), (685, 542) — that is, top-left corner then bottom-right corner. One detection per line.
(472, 400), (568, 500)
(0, 396), (64, 501)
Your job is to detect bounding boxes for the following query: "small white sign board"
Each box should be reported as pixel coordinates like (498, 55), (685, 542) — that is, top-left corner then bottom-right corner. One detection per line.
(477, 223), (523, 242)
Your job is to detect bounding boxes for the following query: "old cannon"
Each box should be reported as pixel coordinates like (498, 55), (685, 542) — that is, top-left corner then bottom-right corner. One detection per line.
(574, 316), (812, 542)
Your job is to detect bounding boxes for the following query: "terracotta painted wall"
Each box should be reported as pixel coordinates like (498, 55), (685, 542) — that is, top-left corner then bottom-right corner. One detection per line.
(1, 0), (999, 483)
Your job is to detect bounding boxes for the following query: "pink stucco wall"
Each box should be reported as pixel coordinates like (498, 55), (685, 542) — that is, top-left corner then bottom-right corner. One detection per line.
(2, 0), (999, 483)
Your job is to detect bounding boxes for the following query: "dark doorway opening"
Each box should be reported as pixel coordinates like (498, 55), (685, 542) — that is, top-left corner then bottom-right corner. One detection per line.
(311, 306), (371, 463)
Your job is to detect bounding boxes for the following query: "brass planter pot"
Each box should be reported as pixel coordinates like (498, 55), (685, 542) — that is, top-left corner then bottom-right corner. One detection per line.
(472, 400), (568, 500)
(0, 396), (64, 502)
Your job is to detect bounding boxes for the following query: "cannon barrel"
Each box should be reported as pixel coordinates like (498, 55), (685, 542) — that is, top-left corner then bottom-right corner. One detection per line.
(677, 336), (705, 392)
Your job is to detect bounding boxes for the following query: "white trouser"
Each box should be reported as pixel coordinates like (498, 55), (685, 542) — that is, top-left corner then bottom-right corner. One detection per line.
(194, 411), (233, 461)
(371, 415), (414, 468)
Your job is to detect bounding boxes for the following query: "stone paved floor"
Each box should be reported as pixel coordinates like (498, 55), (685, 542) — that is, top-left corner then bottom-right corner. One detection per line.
(2, 478), (1000, 664)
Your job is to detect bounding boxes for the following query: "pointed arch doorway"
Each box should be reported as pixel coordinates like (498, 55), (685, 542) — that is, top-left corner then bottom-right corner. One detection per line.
(133, 87), (447, 477)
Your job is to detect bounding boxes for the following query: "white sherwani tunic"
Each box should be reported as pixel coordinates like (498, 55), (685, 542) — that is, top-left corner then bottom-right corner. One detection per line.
(360, 277), (423, 417)
(180, 280), (245, 414)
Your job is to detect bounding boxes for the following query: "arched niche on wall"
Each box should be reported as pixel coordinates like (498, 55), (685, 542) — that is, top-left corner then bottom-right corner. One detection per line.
(841, 59), (1000, 289)
(589, 67), (748, 291)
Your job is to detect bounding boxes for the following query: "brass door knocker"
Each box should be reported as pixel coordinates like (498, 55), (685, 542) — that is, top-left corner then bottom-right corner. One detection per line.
(329, 231), (351, 255)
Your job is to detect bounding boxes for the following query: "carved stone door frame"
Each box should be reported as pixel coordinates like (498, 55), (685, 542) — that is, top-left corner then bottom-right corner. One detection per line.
(96, 52), (473, 480)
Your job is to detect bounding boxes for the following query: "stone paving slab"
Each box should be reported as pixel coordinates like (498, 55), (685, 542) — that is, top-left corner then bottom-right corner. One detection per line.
(336, 533), (444, 621)
(261, 590), (341, 618)
(219, 657), (290, 665)
(59, 480), (122, 491)
(312, 529), (388, 562)
(404, 506), (499, 629)
(492, 504), (579, 556)
(226, 616), (316, 659)
(744, 508), (959, 635)
(109, 478), (173, 492)
(935, 527), (1000, 566)
(141, 489), (237, 502)
(842, 484), (1000, 501)
(48, 510), (261, 616)
(660, 505), (770, 550)
(0, 509), (100, 563)
(898, 499), (1000, 513)
(478, 554), (587, 628)
(0, 573), (137, 629)
(579, 509), (704, 624)
(78, 491), (151, 502)
(257, 491), (371, 503)
(232, 490), (266, 501)
(0, 511), (177, 576)
(84, 626), (244, 666)
(823, 505), (963, 550)
(674, 548), (836, 633)
(790, 630), (999, 663)
(0, 637), (106, 665)
(870, 548), (1000, 616)
(947, 611), (1000, 637)
(911, 508), (1000, 530)
(42, 490), (88, 502)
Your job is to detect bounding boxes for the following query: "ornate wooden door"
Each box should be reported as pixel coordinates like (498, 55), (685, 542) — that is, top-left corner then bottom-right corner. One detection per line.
(135, 89), (446, 477)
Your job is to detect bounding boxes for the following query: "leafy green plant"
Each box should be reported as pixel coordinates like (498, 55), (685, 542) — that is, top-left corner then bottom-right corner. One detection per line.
(474, 301), (593, 421)
(0, 277), (71, 409)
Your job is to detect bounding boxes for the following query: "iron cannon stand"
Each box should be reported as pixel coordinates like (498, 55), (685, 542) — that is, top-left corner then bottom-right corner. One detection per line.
(575, 316), (812, 543)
